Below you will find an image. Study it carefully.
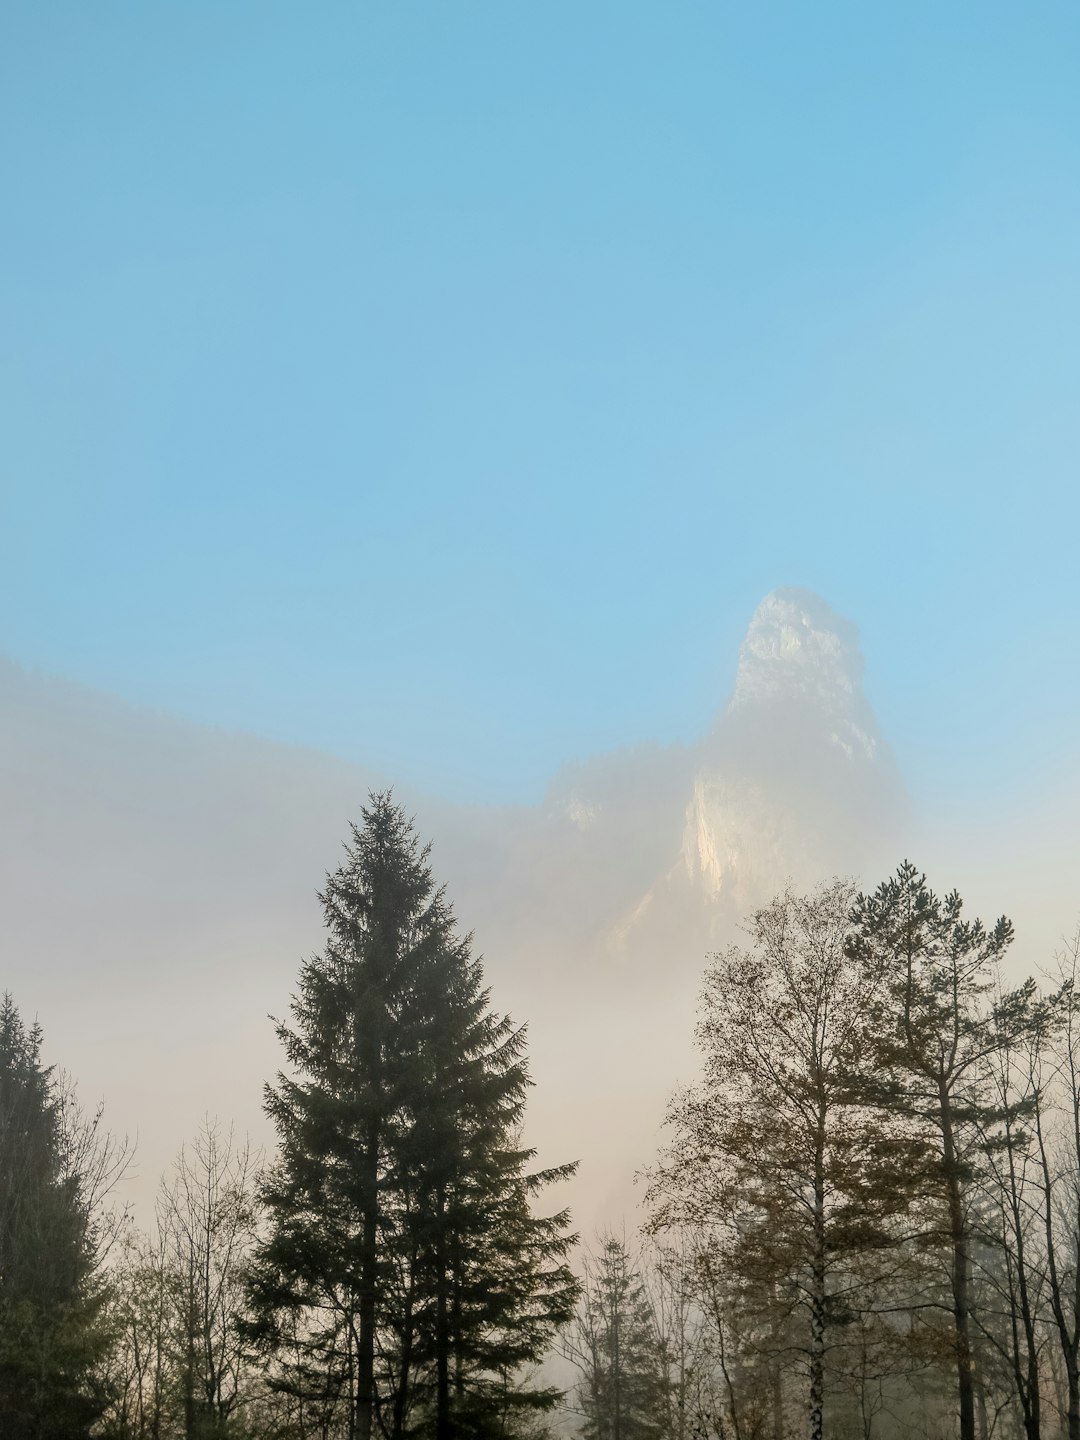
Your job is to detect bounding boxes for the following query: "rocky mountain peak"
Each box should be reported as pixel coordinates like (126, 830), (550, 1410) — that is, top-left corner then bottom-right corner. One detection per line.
(678, 589), (902, 911)
(723, 588), (880, 764)
(731, 587), (863, 709)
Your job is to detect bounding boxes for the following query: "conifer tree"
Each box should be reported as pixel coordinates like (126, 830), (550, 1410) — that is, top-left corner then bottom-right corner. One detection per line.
(0, 995), (116, 1438)
(566, 1236), (669, 1440)
(245, 794), (578, 1440)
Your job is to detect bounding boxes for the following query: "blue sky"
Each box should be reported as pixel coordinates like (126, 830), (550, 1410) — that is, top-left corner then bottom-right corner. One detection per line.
(2, 2), (1079, 805)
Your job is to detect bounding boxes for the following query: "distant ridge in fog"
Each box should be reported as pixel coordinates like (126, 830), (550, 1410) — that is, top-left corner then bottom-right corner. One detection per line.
(501, 588), (907, 980)
(0, 589), (910, 1224)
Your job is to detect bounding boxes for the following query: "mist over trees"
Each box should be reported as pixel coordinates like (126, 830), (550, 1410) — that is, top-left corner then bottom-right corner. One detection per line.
(5, 794), (1080, 1439)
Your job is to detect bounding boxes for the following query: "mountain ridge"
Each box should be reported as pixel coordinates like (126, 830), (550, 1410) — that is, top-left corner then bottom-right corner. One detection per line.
(0, 588), (908, 1226)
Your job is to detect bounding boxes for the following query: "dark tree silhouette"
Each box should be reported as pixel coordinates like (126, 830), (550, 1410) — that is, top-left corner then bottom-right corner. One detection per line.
(245, 794), (578, 1440)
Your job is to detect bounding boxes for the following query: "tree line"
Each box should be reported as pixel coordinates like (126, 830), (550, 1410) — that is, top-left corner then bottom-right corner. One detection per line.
(599, 871), (1080, 1440)
(2, 794), (1080, 1439)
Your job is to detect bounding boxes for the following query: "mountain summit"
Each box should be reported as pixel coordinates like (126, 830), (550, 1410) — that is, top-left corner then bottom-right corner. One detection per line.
(514, 590), (907, 974)
(728, 588), (879, 760)
(680, 588), (902, 915)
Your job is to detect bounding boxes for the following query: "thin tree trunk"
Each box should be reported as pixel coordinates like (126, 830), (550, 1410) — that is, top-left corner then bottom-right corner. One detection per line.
(771, 1362), (784, 1440)
(1070, 1036), (1080, 1440)
(356, 1119), (379, 1440)
(808, 1128), (826, 1440)
(390, 1262), (415, 1440)
(1033, 1072), (1080, 1440)
(701, 1254), (744, 1440)
(1000, 1113), (1041, 1440)
(184, 1281), (197, 1440)
(612, 1268), (622, 1440)
(940, 1084), (977, 1440)
(435, 1186), (451, 1440)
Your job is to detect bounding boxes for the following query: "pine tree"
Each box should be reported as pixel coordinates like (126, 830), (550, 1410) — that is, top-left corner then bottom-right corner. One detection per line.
(568, 1237), (669, 1440)
(398, 944), (579, 1439)
(245, 794), (578, 1440)
(0, 995), (113, 1438)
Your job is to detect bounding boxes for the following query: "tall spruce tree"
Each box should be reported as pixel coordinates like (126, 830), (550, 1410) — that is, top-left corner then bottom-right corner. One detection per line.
(398, 948), (579, 1439)
(245, 794), (578, 1440)
(0, 996), (112, 1439)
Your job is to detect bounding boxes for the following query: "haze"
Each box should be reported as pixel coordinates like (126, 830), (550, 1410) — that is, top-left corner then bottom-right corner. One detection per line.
(3, 2), (1080, 1238)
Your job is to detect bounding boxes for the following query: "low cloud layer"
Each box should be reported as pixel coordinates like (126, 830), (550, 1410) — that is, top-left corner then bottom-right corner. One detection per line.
(7, 588), (1064, 1233)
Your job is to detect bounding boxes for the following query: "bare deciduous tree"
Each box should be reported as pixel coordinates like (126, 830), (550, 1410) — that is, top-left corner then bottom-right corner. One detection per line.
(647, 880), (915, 1440)
(159, 1118), (260, 1439)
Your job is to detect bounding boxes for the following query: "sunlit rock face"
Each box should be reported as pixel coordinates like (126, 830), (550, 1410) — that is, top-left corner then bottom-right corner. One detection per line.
(679, 588), (903, 915)
(539, 589), (911, 959)
(472, 588), (908, 980)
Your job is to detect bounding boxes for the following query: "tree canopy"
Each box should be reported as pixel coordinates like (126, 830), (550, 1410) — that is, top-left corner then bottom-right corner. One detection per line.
(245, 793), (579, 1440)
(0, 995), (116, 1439)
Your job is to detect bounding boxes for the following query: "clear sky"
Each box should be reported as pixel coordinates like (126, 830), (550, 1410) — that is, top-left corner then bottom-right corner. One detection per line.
(2, 2), (1078, 806)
